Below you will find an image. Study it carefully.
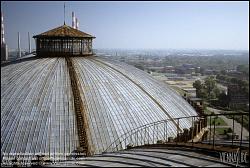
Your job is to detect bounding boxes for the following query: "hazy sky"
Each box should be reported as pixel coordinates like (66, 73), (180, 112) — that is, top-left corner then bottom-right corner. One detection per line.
(1, 1), (249, 50)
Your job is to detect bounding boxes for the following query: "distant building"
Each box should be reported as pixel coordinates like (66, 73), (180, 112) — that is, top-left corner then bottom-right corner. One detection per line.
(175, 64), (195, 74)
(227, 71), (248, 81)
(228, 84), (249, 110)
(204, 69), (213, 75)
(164, 66), (175, 73)
(182, 64), (195, 69)
(183, 88), (196, 98)
(148, 66), (165, 73)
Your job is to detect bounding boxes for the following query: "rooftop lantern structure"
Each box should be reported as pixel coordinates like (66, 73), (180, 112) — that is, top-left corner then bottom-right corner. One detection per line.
(33, 24), (95, 57)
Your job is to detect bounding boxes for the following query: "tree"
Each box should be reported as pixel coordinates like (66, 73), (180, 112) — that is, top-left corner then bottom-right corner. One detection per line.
(213, 86), (221, 98)
(204, 76), (216, 100)
(209, 92), (216, 100)
(218, 92), (230, 107)
(199, 89), (208, 99)
(193, 80), (203, 98)
(230, 77), (238, 84)
(237, 64), (249, 75)
(193, 80), (202, 90)
(227, 128), (233, 133)
(221, 70), (227, 75)
(224, 129), (227, 135)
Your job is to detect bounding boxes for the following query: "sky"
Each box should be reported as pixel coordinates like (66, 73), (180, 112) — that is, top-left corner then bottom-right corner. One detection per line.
(1, 1), (249, 50)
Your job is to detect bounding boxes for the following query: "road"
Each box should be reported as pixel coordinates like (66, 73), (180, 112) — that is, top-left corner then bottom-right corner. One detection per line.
(207, 107), (249, 140)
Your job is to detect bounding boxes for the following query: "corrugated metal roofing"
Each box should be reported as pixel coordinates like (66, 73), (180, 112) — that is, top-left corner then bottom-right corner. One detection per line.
(33, 24), (95, 38)
(1, 58), (79, 156)
(1, 56), (197, 156)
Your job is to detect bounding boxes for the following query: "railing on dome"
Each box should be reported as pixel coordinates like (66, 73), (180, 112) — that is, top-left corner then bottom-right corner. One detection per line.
(103, 112), (249, 154)
(103, 115), (203, 153)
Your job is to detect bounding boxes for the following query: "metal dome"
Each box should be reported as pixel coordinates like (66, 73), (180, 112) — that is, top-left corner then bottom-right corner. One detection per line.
(1, 56), (197, 157)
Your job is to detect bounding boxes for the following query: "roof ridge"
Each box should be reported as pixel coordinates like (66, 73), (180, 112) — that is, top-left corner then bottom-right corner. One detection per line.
(33, 24), (95, 38)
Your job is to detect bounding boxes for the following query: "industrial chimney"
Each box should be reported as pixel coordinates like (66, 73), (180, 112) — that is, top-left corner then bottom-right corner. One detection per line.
(72, 12), (76, 29)
(28, 32), (31, 53)
(18, 32), (21, 58)
(76, 18), (79, 30)
(1, 11), (8, 62)
(1, 12), (5, 45)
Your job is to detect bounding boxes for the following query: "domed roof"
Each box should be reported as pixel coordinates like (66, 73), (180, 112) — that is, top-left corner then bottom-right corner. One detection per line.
(1, 56), (197, 156)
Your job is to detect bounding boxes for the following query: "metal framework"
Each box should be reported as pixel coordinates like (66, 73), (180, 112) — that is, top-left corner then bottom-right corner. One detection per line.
(35, 37), (93, 57)
(33, 24), (95, 57)
(1, 57), (198, 157)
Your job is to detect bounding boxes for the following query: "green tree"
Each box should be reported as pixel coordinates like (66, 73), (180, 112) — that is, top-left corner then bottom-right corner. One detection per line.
(193, 80), (202, 90)
(220, 70), (227, 75)
(193, 80), (202, 98)
(237, 64), (249, 75)
(227, 128), (233, 133)
(204, 76), (216, 100)
(216, 74), (223, 80)
(213, 86), (221, 97)
(230, 77), (238, 84)
(209, 92), (216, 100)
(218, 92), (230, 107)
(199, 89), (208, 99)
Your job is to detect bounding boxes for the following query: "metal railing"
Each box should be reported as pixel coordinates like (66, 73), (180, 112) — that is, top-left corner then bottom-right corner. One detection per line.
(104, 115), (202, 153)
(204, 112), (249, 149)
(103, 112), (249, 154)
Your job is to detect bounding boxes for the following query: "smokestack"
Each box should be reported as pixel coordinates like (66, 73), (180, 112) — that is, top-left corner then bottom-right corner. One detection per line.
(28, 32), (31, 53)
(1, 11), (8, 62)
(18, 32), (21, 58)
(1, 12), (5, 45)
(76, 18), (79, 30)
(72, 12), (76, 29)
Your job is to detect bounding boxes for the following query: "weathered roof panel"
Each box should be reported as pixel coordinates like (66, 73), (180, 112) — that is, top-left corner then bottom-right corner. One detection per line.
(1, 58), (79, 156)
(1, 56), (197, 157)
(72, 57), (197, 154)
(33, 24), (95, 38)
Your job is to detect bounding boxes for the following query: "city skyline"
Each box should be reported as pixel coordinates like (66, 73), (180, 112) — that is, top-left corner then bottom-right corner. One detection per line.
(1, 1), (249, 50)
